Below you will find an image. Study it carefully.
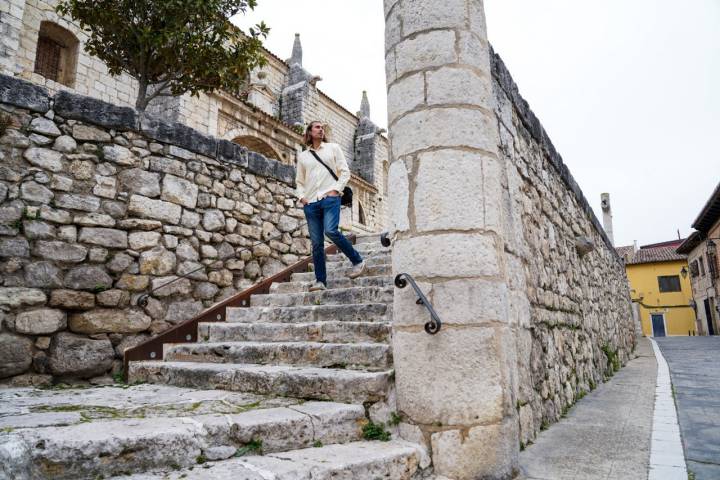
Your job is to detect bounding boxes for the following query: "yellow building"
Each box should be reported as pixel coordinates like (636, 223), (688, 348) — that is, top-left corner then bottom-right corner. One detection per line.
(617, 241), (696, 336)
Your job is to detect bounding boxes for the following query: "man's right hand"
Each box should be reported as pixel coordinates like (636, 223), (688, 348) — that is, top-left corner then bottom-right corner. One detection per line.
(300, 198), (309, 206)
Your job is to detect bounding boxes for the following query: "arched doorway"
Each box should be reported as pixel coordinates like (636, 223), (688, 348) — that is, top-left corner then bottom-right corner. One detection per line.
(232, 135), (282, 162)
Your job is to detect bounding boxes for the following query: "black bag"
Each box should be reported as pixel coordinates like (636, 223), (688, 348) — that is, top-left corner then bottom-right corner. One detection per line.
(309, 150), (353, 207)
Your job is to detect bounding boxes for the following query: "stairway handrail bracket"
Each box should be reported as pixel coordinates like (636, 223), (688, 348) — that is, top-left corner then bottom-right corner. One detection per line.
(394, 273), (442, 335)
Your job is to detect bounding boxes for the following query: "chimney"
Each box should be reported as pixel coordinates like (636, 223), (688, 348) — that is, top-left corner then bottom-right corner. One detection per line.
(600, 193), (614, 246)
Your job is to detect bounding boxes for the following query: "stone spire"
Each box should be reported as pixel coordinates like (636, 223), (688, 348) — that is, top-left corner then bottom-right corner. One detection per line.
(290, 33), (302, 66)
(358, 91), (370, 119)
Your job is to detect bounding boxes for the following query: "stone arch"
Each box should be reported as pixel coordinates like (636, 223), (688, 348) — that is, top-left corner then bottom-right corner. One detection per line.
(232, 135), (282, 162)
(33, 21), (79, 87)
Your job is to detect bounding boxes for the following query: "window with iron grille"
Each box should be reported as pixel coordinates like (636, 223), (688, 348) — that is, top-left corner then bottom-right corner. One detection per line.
(690, 260), (699, 278)
(33, 22), (78, 87)
(699, 256), (706, 276)
(658, 275), (681, 293)
(34, 36), (63, 82)
(709, 253), (719, 279)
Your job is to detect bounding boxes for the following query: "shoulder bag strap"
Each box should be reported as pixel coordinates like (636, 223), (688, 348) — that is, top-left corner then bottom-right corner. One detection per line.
(309, 150), (339, 181)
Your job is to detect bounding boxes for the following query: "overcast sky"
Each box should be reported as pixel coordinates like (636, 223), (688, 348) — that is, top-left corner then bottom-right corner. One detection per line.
(233, 1), (720, 248)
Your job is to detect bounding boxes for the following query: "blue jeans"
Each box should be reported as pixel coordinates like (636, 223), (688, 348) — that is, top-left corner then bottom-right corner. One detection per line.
(303, 196), (363, 285)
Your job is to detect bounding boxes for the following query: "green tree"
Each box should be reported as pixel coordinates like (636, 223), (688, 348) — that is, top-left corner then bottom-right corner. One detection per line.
(56, 0), (269, 112)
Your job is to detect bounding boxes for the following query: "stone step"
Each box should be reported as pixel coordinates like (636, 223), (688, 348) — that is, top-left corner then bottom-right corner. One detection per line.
(117, 440), (424, 480)
(128, 361), (392, 404)
(165, 341), (392, 370)
(200, 321), (391, 344)
(326, 250), (391, 263)
(226, 303), (390, 324)
(313, 254), (390, 270)
(270, 275), (392, 294)
(251, 286), (394, 308)
(291, 263), (392, 282)
(1, 401), (365, 480)
(355, 233), (384, 244)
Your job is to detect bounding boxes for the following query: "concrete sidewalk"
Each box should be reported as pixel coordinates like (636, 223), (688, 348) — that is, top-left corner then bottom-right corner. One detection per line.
(519, 338), (657, 480)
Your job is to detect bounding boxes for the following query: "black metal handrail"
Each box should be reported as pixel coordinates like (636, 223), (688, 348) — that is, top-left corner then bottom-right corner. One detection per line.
(394, 273), (442, 334)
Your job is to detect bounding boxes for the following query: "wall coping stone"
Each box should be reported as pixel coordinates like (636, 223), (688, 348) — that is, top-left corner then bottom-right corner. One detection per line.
(55, 90), (139, 131)
(0, 74), (50, 113)
(490, 48), (619, 261)
(0, 73), (295, 186)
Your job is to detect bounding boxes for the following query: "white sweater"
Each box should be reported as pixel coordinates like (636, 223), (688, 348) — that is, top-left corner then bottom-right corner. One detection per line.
(295, 142), (351, 203)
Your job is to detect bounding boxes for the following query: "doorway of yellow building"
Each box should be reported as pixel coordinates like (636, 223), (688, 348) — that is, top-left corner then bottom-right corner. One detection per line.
(651, 313), (667, 337)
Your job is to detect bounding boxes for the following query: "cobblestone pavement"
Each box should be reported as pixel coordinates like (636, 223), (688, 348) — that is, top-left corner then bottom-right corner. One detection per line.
(655, 337), (720, 480)
(519, 339), (656, 480)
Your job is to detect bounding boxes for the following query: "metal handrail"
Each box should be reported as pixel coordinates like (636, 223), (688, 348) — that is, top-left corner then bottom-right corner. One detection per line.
(394, 273), (442, 334)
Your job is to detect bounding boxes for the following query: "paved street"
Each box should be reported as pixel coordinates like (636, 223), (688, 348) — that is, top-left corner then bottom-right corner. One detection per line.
(519, 339), (656, 479)
(656, 337), (720, 480)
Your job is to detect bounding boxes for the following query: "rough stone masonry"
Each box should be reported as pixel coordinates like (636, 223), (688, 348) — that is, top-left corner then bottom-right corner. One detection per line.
(0, 74), (310, 384)
(384, 1), (636, 478)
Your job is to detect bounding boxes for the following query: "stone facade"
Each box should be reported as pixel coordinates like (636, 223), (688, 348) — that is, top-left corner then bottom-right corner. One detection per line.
(0, 74), (312, 384)
(384, 1), (635, 478)
(0, 0), (388, 232)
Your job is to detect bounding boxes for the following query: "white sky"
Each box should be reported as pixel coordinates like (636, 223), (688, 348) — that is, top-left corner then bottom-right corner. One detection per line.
(233, 1), (720, 248)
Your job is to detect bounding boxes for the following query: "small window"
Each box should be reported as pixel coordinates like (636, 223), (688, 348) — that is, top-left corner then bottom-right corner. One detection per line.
(658, 275), (681, 293)
(33, 22), (79, 87)
(709, 253), (719, 279)
(699, 257), (706, 276)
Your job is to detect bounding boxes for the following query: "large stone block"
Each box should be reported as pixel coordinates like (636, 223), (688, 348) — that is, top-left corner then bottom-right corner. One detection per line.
(393, 327), (508, 425)
(387, 72), (424, 124)
(395, 30), (456, 78)
(151, 276), (192, 297)
(53, 90), (138, 130)
(30, 117), (61, 137)
(34, 240), (87, 263)
(20, 181), (54, 204)
(78, 227), (128, 248)
(68, 309), (151, 334)
(55, 193), (101, 212)
(103, 145), (138, 166)
(48, 332), (114, 378)
(15, 308), (66, 335)
(23, 148), (63, 172)
(431, 419), (518, 480)
(72, 124), (112, 142)
(426, 66), (492, 109)
(129, 231), (161, 250)
(128, 194), (182, 224)
(0, 333), (33, 378)
(165, 300), (204, 323)
(140, 113), (217, 158)
(387, 160), (410, 234)
(64, 265), (113, 291)
(393, 233), (500, 278)
(413, 150), (485, 232)
(49, 289), (96, 310)
(0, 237), (29, 257)
(202, 209), (226, 232)
(0, 74), (50, 112)
(24, 261), (63, 288)
(161, 174), (198, 208)
(118, 168), (161, 199)
(395, 0), (467, 38)
(140, 247), (177, 276)
(391, 107), (496, 159)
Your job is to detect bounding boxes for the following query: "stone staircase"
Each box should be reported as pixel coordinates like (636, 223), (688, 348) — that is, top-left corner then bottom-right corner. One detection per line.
(0, 234), (430, 479)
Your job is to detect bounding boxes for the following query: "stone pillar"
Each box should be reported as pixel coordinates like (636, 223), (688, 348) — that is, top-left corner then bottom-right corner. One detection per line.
(0, 0), (27, 75)
(601, 193), (614, 246)
(384, 1), (518, 479)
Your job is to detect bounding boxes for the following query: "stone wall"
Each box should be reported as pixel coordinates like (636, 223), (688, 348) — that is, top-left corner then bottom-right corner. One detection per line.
(0, 74), (310, 384)
(491, 51), (637, 447)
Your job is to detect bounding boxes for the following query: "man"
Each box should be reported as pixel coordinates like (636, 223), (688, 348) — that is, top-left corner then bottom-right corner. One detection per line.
(295, 121), (366, 292)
